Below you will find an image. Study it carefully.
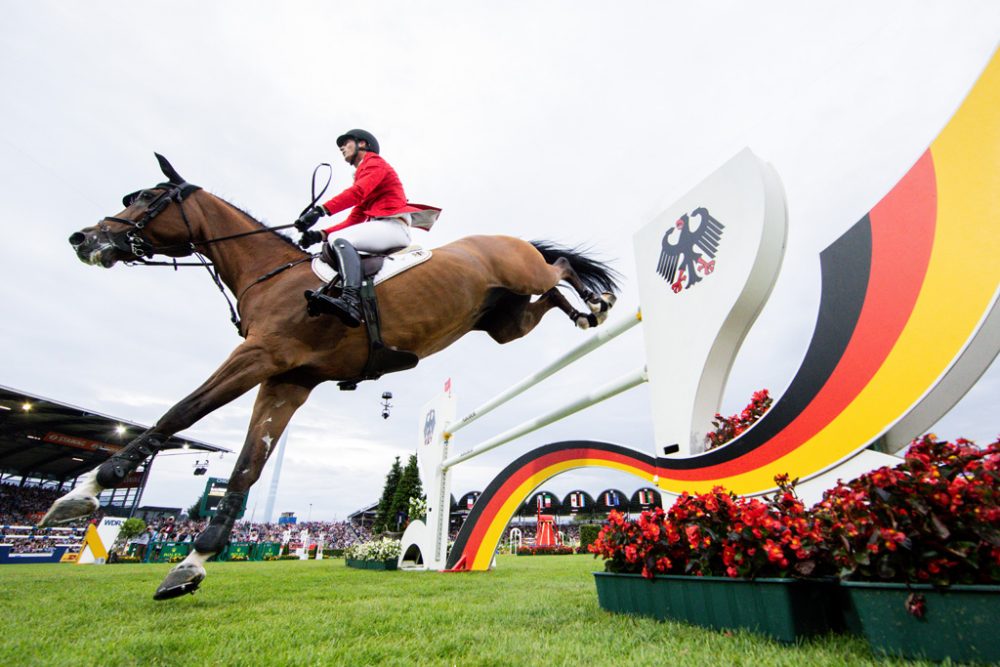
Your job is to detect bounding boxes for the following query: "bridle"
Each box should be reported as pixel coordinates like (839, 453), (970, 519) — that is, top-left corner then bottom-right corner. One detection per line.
(95, 165), (332, 336)
(99, 181), (204, 260)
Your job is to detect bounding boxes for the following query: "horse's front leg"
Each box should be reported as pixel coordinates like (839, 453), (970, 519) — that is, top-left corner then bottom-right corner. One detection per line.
(153, 375), (315, 600)
(40, 340), (279, 526)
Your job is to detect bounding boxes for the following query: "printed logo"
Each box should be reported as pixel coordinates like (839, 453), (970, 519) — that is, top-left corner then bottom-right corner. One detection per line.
(423, 409), (437, 446)
(656, 207), (725, 293)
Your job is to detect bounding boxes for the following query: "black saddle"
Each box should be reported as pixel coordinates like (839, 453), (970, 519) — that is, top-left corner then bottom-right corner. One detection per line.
(318, 244), (419, 391)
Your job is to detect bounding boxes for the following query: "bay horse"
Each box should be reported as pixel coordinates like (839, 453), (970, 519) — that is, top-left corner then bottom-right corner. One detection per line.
(43, 154), (619, 599)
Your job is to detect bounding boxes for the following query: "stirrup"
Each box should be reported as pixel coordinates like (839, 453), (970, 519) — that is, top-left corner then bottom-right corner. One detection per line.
(305, 290), (363, 326)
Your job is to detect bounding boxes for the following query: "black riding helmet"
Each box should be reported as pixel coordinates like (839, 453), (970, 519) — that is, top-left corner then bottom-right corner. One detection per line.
(336, 129), (380, 155)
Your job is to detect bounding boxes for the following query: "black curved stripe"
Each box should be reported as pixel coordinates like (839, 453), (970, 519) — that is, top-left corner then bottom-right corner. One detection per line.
(446, 440), (656, 569)
(658, 216), (873, 470)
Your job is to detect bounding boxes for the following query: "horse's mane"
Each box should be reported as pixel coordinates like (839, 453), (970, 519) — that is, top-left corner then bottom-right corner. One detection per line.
(215, 195), (306, 254)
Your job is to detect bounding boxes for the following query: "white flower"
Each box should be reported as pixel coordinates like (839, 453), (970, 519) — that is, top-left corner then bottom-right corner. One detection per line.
(344, 537), (401, 561)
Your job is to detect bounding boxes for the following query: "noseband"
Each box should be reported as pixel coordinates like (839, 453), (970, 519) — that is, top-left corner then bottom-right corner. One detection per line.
(99, 181), (202, 259)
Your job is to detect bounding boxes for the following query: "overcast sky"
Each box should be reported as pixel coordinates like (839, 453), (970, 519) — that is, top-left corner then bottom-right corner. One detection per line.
(2, 2), (997, 521)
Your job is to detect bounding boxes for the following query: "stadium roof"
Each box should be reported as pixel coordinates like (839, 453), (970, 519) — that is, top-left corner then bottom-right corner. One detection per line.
(0, 385), (230, 483)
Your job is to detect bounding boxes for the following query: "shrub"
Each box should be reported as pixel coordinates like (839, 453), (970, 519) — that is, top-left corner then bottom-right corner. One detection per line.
(706, 389), (772, 450)
(119, 518), (147, 541)
(812, 435), (1000, 586)
(589, 476), (829, 579)
(579, 524), (601, 552)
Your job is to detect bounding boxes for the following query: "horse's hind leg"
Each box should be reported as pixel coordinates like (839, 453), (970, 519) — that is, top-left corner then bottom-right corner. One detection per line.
(549, 257), (616, 323)
(154, 374), (315, 600)
(482, 287), (600, 343)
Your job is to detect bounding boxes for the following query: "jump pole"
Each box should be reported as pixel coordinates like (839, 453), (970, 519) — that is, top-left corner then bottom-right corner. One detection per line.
(407, 311), (645, 570)
(440, 366), (648, 471)
(445, 311), (642, 439)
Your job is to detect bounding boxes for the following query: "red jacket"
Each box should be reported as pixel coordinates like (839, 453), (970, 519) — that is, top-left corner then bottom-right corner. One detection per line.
(321, 153), (424, 234)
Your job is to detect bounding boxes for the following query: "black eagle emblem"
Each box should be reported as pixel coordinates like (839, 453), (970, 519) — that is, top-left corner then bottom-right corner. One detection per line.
(656, 207), (724, 292)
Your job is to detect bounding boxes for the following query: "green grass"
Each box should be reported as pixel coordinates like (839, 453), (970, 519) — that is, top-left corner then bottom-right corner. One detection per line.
(0, 555), (943, 666)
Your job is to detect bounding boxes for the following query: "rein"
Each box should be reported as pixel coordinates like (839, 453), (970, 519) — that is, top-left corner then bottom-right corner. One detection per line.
(99, 164), (333, 336)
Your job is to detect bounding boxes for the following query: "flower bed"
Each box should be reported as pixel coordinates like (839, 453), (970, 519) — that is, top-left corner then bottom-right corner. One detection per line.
(516, 545), (575, 556)
(590, 474), (828, 580)
(705, 389), (772, 450)
(344, 537), (401, 570)
(589, 474), (837, 641)
(589, 435), (1000, 656)
(813, 435), (999, 586)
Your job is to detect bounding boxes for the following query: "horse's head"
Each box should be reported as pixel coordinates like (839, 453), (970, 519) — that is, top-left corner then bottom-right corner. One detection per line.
(69, 154), (203, 267)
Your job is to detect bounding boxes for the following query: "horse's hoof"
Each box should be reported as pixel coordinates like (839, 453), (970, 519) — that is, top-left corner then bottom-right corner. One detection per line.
(575, 313), (598, 329)
(38, 494), (99, 527)
(587, 292), (616, 314)
(153, 563), (206, 601)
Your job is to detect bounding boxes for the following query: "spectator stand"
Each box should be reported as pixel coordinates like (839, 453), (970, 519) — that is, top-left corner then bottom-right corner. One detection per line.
(0, 385), (230, 530)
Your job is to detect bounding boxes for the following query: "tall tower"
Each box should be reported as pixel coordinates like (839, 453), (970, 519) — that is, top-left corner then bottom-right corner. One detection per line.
(262, 430), (289, 524)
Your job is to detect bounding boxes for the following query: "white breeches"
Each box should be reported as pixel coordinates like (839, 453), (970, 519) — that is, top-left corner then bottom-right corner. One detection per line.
(327, 216), (412, 254)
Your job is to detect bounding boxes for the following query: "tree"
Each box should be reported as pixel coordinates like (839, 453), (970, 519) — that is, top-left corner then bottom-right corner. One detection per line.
(187, 499), (204, 521)
(119, 518), (146, 540)
(373, 457), (403, 533)
(389, 454), (423, 531)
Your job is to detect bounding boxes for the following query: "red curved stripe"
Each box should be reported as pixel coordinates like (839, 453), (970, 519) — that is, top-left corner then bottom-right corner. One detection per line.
(668, 150), (938, 481)
(460, 448), (656, 561)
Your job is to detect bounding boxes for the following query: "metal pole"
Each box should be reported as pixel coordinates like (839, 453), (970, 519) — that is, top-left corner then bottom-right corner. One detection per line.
(441, 366), (648, 471)
(128, 452), (156, 519)
(446, 311), (641, 438)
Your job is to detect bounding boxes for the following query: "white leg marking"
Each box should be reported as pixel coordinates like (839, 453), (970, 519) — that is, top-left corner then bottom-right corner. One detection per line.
(180, 550), (214, 569)
(73, 469), (104, 497)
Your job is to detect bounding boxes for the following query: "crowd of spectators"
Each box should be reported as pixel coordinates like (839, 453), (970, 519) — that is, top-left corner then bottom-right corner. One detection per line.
(0, 481), (67, 525)
(3, 482), (587, 556)
(127, 517), (374, 550)
(1, 483), (377, 555)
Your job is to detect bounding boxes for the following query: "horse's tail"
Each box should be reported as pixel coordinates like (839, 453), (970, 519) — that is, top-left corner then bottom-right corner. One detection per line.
(530, 240), (622, 295)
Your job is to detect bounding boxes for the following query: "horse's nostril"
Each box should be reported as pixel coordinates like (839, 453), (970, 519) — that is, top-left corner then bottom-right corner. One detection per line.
(69, 232), (87, 247)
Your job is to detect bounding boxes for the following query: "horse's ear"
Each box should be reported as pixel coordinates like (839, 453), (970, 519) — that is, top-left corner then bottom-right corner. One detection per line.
(154, 153), (185, 184)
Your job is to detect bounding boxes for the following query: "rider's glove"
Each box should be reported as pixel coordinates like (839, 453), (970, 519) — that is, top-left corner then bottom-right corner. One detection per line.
(294, 206), (326, 232)
(298, 229), (325, 248)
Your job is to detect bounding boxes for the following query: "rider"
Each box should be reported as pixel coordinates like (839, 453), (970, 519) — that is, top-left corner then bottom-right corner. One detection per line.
(295, 129), (436, 326)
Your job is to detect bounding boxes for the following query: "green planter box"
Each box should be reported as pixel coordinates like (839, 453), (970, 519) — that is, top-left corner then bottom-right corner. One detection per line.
(345, 558), (398, 571)
(841, 582), (1000, 662)
(593, 572), (839, 643)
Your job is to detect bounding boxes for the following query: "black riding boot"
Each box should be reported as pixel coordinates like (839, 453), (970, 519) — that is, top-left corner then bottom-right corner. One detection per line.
(305, 238), (364, 326)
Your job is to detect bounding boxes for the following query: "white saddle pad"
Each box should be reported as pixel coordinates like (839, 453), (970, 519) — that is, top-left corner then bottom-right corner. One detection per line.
(311, 245), (432, 285)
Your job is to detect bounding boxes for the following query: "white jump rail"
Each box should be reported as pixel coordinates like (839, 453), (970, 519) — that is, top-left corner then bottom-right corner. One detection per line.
(402, 310), (646, 571)
(440, 366), (647, 471)
(443, 310), (643, 443)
